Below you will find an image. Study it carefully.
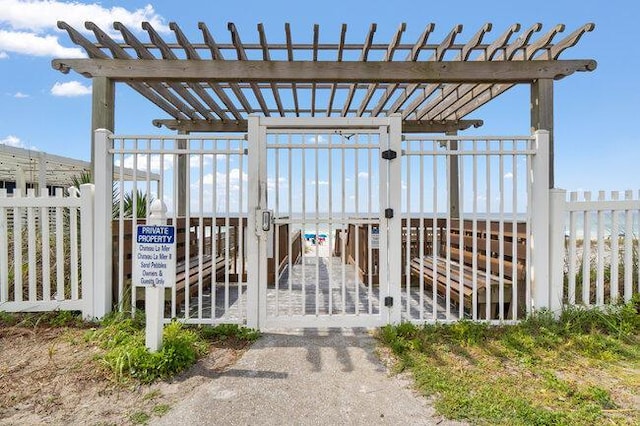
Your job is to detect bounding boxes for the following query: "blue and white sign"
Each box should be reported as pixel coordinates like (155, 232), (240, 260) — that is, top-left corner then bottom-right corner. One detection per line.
(133, 225), (176, 287)
(370, 226), (380, 249)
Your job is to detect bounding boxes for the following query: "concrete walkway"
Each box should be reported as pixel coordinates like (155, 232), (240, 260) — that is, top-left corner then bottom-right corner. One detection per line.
(154, 329), (462, 426)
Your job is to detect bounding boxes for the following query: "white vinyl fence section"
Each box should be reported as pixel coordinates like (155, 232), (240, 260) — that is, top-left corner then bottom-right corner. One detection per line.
(399, 133), (540, 324)
(96, 130), (249, 325)
(0, 185), (94, 316)
(557, 190), (640, 306)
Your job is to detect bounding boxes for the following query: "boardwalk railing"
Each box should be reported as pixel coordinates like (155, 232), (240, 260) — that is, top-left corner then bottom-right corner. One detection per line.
(552, 190), (640, 307)
(0, 185), (95, 317)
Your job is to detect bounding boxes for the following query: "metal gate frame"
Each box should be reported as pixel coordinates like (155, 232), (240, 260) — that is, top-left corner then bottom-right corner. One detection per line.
(246, 115), (402, 329)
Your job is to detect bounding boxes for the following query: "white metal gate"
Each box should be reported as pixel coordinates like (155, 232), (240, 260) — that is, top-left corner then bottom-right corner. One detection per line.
(106, 133), (249, 324)
(100, 122), (542, 329)
(247, 116), (402, 329)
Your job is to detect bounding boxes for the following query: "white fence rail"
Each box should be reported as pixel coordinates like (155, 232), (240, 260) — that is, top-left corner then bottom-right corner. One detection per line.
(95, 130), (250, 324)
(0, 184), (94, 317)
(557, 190), (640, 307)
(399, 133), (539, 323)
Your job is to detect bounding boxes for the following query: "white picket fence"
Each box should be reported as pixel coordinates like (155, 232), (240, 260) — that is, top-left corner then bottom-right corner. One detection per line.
(0, 184), (95, 317)
(1, 144), (639, 323)
(554, 190), (640, 307)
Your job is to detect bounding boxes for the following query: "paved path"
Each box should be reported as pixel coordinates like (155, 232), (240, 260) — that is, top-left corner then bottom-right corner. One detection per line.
(154, 329), (463, 426)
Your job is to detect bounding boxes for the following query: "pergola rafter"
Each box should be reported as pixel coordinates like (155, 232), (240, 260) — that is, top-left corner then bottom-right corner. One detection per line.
(52, 21), (596, 185)
(53, 21), (595, 129)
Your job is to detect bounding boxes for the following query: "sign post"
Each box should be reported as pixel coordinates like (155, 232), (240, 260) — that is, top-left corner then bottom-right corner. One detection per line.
(132, 200), (176, 352)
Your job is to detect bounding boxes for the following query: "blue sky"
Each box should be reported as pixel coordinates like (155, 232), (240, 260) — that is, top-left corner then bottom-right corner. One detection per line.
(0, 0), (638, 193)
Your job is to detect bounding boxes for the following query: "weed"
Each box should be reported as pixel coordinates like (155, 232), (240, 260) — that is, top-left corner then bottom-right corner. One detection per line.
(194, 323), (260, 342)
(142, 390), (162, 401)
(89, 317), (208, 384)
(129, 411), (150, 425)
(0, 311), (85, 328)
(152, 404), (171, 416)
(47, 343), (57, 360)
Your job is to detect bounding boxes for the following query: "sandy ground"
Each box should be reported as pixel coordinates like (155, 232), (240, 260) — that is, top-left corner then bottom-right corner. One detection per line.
(0, 325), (249, 425)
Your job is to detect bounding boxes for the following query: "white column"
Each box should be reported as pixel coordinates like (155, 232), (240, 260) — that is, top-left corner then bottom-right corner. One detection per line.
(530, 130), (550, 312)
(93, 129), (113, 318)
(146, 199), (167, 352)
(80, 183), (95, 319)
(246, 115), (261, 329)
(549, 188), (567, 315)
(387, 114), (402, 324)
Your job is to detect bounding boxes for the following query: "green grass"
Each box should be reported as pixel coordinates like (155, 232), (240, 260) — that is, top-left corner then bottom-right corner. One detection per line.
(378, 296), (640, 425)
(0, 310), (86, 328)
(86, 312), (260, 384)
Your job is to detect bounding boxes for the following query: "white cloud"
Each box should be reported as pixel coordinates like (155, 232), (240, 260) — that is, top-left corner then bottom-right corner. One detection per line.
(115, 154), (173, 173)
(504, 172), (513, 179)
(267, 176), (288, 191)
(0, 1), (168, 59)
(358, 172), (369, 179)
(0, 134), (37, 150)
(0, 134), (23, 147)
(0, 0), (168, 36)
(51, 81), (91, 97)
(196, 168), (248, 212)
(13, 91), (28, 98)
(0, 29), (84, 57)
(310, 180), (328, 186)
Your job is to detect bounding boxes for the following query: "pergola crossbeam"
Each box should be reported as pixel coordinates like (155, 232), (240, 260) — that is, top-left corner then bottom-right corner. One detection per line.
(152, 118), (484, 133)
(52, 58), (596, 83)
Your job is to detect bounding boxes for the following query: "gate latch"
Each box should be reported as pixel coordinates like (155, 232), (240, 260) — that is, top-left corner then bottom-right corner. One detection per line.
(384, 296), (393, 307)
(381, 149), (397, 160)
(261, 209), (273, 232)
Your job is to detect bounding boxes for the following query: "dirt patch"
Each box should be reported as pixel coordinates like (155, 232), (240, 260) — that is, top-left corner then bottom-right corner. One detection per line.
(0, 326), (250, 425)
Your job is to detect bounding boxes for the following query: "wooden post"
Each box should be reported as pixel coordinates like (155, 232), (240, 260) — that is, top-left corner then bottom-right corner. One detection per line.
(447, 131), (460, 219)
(531, 79), (554, 188)
(177, 131), (188, 217)
(91, 77), (115, 179)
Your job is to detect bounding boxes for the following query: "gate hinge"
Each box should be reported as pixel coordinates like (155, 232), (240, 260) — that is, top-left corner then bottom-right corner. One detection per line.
(385, 208), (394, 219)
(384, 296), (393, 307)
(381, 149), (397, 160)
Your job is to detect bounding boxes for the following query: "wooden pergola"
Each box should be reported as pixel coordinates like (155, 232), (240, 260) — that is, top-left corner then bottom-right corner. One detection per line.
(52, 21), (596, 187)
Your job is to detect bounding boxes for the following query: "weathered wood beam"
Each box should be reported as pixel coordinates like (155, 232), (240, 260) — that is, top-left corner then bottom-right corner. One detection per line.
(258, 23), (285, 116)
(370, 23), (434, 117)
(91, 76), (115, 176)
(387, 24), (462, 115)
(53, 58), (597, 83)
(413, 23), (522, 120)
(341, 24), (377, 116)
(228, 23), (271, 116)
(326, 24), (347, 117)
(356, 23), (406, 117)
(531, 78), (554, 188)
(401, 23), (492, 119)
(152, 118), (483, 133)
(198, 23), (254, 114)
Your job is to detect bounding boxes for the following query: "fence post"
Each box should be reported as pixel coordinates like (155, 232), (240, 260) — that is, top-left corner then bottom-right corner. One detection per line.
(246, 115), (261, 329)
(530, 130), (550, 313)
(145, 200), (168, 352)
(80, 183), (95, 319)
(93, 129), (113, 318)
(387, 113), (402, 324)
(549, 188), (566, 316)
